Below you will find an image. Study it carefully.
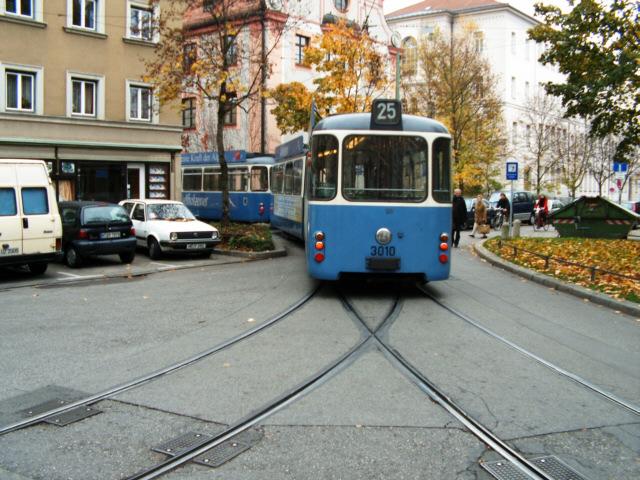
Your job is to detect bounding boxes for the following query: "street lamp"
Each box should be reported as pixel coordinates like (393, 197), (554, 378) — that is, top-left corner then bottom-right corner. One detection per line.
(391, 31), (401, 101)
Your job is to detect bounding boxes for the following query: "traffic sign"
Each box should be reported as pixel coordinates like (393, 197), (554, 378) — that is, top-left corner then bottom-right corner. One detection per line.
(506, 162), (518, 181)
(613, 162), (628, 173)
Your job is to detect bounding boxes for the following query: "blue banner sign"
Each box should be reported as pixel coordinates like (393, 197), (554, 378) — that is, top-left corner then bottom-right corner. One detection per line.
(506, 161), (518, 181)
(275, 135), (306, 160)
(613, 162), (628, 173)
(181, 150), (247, 165)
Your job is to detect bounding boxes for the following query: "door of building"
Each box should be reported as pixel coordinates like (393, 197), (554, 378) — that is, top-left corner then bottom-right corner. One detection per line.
(127, 164), (145, 199)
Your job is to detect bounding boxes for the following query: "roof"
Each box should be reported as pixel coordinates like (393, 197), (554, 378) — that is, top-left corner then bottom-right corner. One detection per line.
(314, 113), (449, 134)
(58, 201), (117, 208)
(123, 199), (184, 205)
(387, 0), (505, 19)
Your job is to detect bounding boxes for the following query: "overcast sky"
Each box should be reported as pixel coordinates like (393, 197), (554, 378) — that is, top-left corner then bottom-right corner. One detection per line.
(383, 0), (570, 16)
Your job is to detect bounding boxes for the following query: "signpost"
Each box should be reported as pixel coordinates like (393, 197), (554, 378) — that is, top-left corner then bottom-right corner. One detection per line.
(506, 161), (518, 236)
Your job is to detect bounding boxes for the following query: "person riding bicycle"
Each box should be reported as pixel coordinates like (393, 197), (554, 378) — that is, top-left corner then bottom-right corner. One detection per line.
(496, 193), (510, 220)
(533, 194), (549, 227)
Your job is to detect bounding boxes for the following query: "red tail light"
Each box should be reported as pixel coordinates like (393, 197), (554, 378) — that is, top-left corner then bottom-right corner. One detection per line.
(130, 227), (136, 237)
(315, 241), (324, 250)
(55, 238), (62, 251)
(314, 252), (325, 263)
(439, 254), (448, 264)
(77, 229), (89, 240)
(439, 242), (449, 251)
(258, 203), (265, 215)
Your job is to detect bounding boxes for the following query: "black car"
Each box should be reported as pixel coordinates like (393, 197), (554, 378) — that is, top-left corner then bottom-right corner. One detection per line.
(489, 191), (536, 223)
(59, 201), (136, 267)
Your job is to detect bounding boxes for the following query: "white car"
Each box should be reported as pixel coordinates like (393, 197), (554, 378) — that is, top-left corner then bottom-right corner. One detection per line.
(119, 199), (220, 259)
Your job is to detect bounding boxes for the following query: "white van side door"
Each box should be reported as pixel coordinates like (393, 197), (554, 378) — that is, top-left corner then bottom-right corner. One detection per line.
(0, 164), (22, 258)
(18, 164), (57, 255)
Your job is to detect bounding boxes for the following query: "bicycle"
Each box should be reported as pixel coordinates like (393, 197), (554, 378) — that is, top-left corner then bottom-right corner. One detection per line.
(491, 208), (507, 230)
(533, 207), (550, 231)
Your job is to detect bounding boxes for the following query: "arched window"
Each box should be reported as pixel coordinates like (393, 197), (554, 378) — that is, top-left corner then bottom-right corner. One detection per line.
(401, 37), (418, 76)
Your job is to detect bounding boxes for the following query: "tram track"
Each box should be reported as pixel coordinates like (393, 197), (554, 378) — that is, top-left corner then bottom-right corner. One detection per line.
(123, 291), (402, 479)
(0, 286), (320, 437)
(338, 291), (553, 480)
(417, 284), (640, 416)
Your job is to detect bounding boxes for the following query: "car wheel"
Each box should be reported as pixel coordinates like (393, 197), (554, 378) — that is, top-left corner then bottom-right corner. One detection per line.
(148, 238), (162, 260)
(65, 247), (83, 268)
(27, 262), (48, 275)
(119, 251), (136, 264)
(529, 213), (535, 225)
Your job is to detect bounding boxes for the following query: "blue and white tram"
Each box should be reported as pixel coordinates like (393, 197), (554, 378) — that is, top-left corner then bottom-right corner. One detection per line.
(181, 150), (274, 222)
(270, 135), (307, 238)
(305, 99), (452, 281)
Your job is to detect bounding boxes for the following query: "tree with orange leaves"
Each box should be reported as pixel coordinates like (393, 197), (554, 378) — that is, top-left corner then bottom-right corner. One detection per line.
(145, 0), (286, 224)
(270, 18), (390, 134)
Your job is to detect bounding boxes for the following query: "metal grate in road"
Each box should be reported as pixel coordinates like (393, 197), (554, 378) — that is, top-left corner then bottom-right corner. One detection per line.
(482, 455), (589, 480)
(43, 405), (102, 427)
(152, 429), (263, 468)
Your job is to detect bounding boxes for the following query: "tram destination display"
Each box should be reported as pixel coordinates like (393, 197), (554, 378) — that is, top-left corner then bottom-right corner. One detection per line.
(370, 99), (403, 130)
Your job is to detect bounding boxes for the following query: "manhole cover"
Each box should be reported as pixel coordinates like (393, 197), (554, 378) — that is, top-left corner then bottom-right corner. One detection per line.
(152, 432), (213, 457)
(43, 405), (102, 427)
(193, 439), (252, 467)
(482, 456), (588, 480)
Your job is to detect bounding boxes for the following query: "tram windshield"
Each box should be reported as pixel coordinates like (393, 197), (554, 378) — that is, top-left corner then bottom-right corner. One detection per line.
(342, 135), (428, 202)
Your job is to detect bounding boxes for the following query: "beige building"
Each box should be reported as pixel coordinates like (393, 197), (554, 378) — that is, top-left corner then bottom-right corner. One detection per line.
(0, 0), (182, 203)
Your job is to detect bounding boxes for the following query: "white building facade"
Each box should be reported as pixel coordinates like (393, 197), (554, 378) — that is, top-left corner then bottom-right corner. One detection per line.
(386, 0), (636, 201)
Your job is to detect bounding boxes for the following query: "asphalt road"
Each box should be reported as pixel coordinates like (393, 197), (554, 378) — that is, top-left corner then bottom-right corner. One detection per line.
(0, 233), (638, 480)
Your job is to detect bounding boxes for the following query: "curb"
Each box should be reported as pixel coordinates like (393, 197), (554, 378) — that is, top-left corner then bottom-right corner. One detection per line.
(214, 247), (287, 260)
(474, 241), (640, 318)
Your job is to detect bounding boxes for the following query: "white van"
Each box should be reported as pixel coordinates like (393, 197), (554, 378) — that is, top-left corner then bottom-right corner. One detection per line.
(0, 159), (62, 274)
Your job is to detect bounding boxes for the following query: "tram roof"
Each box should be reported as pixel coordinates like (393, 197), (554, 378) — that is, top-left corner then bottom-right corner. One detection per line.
(314, 113), (449, 134)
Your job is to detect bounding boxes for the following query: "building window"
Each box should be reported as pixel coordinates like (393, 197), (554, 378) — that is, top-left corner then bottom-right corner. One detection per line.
(129, 5), (153, 41)
(401, 37), (417, 76)
(525, 39), (531, 61)
(225, 35), (237, 65)
(72, 0), (96, 30)
(129, 85), (152, 121)
(5, 0), (33, 17)
(183, 43), (197, 73)
(334, 0), (348, 11)
(512, 122), (518, 144)
(511, 76), (516, 99)
(71, 78), (96, 116)
(223, 99), (237, 126)
(5, 70), (34, 112)
(524, 81), (530, 99)
(474, 31), (484, 53)
(295, 34), (309, 65)
(182, 98), (195, 128)
(511, 31), (516, 54)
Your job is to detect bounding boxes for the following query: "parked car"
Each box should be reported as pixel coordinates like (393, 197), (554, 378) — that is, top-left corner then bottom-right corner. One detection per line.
(489, 191), (536, 223)
(59, 202), (136, 267)
(464, 198), (493, 229)
(0, 159), (62, 275)
(119, 199), (220, 259)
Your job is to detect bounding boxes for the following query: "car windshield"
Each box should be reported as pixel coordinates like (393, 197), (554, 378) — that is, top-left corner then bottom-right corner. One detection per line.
(147, 203), (196, 221)
(83, 206), (130, 224)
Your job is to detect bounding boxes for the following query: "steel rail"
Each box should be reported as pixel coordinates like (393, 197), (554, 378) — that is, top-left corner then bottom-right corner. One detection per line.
(338, 293), (553, 480)
(124, 292), (403, 479)
(0, 286), (320, 436)
(417, 285), (640, 416)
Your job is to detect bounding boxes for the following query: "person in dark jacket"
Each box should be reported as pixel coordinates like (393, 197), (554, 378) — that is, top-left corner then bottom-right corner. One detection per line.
(451, 188), (467, 248)
(496, 192), (511, 220)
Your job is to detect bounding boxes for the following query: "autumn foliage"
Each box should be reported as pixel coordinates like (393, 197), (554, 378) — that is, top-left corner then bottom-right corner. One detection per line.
(485, 237), (640, 303)
(269, 19), (389, 134)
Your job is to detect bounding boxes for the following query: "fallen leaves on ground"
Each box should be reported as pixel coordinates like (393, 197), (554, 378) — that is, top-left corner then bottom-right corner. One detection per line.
(485, 237), (640, 303)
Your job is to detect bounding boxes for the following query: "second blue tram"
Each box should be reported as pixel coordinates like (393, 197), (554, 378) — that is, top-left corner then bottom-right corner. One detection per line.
(181, 151), (274, 222)
(301, 100), (453, 281)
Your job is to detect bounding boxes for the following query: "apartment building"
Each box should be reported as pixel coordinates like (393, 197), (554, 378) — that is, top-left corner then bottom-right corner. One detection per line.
(0, 0), (182, 203)
(181, 0), (393, 155)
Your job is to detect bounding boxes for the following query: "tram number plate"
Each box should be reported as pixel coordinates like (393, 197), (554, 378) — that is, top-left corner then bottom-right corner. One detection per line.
(366, 257), (400, 271)
(186, 243), (206, 249)
(370, 246), (396, 257)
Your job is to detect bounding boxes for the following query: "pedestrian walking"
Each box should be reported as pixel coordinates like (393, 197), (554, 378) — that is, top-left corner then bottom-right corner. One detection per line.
(470, 194), (488, 238)
(451, 188), (467, 248)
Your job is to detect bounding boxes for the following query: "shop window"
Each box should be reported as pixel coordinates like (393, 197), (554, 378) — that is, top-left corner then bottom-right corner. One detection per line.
(147, 164), (168, 199)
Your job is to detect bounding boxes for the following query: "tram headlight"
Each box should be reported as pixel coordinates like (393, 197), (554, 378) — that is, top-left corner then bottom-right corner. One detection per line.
(170, 232), (178, 241)
(375, 228), (392, 245)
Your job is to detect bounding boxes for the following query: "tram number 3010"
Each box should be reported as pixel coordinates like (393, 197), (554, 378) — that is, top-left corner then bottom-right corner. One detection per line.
(370, 245), (396, 257)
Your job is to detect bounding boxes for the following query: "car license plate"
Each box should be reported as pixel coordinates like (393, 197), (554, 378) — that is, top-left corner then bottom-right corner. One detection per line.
(0, 247), (19, 256)
(186, 243), (206, 249)
(100, 232), (120, 239)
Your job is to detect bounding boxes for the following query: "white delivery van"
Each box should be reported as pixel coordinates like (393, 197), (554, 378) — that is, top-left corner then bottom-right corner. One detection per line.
(0, 159), (62, 274)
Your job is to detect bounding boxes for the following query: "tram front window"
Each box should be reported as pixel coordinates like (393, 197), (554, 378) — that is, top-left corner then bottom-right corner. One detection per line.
(310, 135), (339, 201)
(342, 135), (428, 202)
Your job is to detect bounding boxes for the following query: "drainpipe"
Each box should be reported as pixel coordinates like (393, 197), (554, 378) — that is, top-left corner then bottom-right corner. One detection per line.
(261, 1), (267, 154)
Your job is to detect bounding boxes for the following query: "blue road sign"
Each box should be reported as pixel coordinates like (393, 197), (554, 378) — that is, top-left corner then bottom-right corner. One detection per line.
(613, 162), (628, 173)
(506, 161), (518, 181)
